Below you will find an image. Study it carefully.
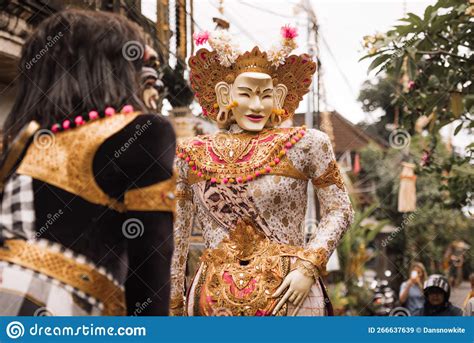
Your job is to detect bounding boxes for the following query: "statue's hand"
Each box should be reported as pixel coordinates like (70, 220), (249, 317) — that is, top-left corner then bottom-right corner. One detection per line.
(271, 268), (315, 315)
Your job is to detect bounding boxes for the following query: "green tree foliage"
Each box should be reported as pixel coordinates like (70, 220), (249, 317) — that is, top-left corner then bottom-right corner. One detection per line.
(357, 76), (403, 140)
(359, 0), (473, 209)
(358, 140), (473, 277)
(361, 0), (472, 131)
(335, 203), (388, 315)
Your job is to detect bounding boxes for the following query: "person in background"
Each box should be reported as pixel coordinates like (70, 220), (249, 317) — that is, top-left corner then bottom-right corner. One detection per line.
(413, 274), (463, 316)
(399, 262), (427, 314)
(463, 273), (474, 316)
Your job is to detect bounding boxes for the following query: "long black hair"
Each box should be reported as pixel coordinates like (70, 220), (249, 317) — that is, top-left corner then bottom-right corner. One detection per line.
(2, 9), (146, 154)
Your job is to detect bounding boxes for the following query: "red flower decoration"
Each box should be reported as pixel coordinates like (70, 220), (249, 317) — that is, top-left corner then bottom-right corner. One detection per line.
(193, 31), (210, 46)
(281, 25), (298, 39)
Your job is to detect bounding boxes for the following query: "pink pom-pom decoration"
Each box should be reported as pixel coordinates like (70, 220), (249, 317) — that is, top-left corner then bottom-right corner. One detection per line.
(122, 105), (134, 114)
(193, 31), (210, 46)
(281, 25), (298, 40)
(89, 110), (99, 120)
(51, 124), (60, 133)
(105, 107), (115, 117)
(74, 116), (84, 125)
(62, 120), (71, 130)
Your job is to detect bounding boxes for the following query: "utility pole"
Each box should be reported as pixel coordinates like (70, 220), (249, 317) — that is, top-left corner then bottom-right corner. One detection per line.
(299, 0), (321, 243)
(302, 0), (319, 130)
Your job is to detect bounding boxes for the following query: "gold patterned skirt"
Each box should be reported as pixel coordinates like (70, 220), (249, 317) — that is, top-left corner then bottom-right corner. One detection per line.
(185, 221), (329, 316)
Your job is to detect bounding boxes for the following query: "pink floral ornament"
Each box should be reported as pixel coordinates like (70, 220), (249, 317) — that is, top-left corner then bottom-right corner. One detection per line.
(193, 31), (210, 46)
(281, 25), (298, 40)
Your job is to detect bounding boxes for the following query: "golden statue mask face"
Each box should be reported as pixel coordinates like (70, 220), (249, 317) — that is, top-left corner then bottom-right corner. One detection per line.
(215, 72), (288, 131)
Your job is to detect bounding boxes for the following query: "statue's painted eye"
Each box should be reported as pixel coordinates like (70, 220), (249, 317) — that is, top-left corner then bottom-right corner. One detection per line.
(262, 94), (272, 99)
(239, 93), (250, 98)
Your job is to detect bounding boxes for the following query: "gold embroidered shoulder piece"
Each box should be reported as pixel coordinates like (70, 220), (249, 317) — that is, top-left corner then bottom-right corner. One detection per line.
(16, 112), (173, 212)
(177, 126), (308, 185)
(124, 174), (176, 212)
(312, 160), (345, 190)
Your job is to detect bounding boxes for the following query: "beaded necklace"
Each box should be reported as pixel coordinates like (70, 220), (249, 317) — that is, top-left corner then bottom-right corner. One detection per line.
(50, 105), (135, 133)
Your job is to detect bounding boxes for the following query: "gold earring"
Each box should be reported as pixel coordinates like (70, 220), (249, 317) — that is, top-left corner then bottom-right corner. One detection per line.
(270, 108), (285, 126)
(271, 108), (285, 116)
(225, 101), (238, 111)
(270, 112), (282, 125)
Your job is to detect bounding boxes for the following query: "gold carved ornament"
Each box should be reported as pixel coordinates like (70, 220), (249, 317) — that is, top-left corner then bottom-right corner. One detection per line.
(177, 126), (308, 185)
(0, 239), (125, 315)
(188, 47), (316, 122)
(124, 174), (177, 212)
(191, 220), (328, 316)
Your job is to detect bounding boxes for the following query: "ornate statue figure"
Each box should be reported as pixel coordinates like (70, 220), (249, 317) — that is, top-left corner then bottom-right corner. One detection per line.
(170, 26), (354, 316)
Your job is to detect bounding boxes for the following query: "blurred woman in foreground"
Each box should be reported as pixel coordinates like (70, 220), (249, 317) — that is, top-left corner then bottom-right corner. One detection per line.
(0, 9), (175, 316)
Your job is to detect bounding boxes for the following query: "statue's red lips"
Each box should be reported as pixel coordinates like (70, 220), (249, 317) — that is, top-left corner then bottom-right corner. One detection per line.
(245, 114), (265, 122)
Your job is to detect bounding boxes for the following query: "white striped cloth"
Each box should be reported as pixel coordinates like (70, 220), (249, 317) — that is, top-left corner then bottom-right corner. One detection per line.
(0, 173), (36, 240)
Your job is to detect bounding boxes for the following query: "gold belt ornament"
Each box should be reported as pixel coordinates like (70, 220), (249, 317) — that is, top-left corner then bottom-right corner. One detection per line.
(0, 239), (126, 315)
(192, 220), (327, 316)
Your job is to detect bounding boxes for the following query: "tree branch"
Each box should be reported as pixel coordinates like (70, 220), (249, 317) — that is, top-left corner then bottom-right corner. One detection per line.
(416, 50), (469, 61)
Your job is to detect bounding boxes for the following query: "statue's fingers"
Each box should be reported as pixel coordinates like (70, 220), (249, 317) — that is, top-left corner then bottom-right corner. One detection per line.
(272, 277), (290, 297)
(272, 289), (293, 315)
(289, 291), (298, 304)
(290, 291), (309, 316)
(293, 293), (304, 306)
(290, 297), (303, 316)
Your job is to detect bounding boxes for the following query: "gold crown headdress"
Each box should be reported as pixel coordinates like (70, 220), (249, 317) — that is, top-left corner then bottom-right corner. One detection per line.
(189, 26), (317, 122)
